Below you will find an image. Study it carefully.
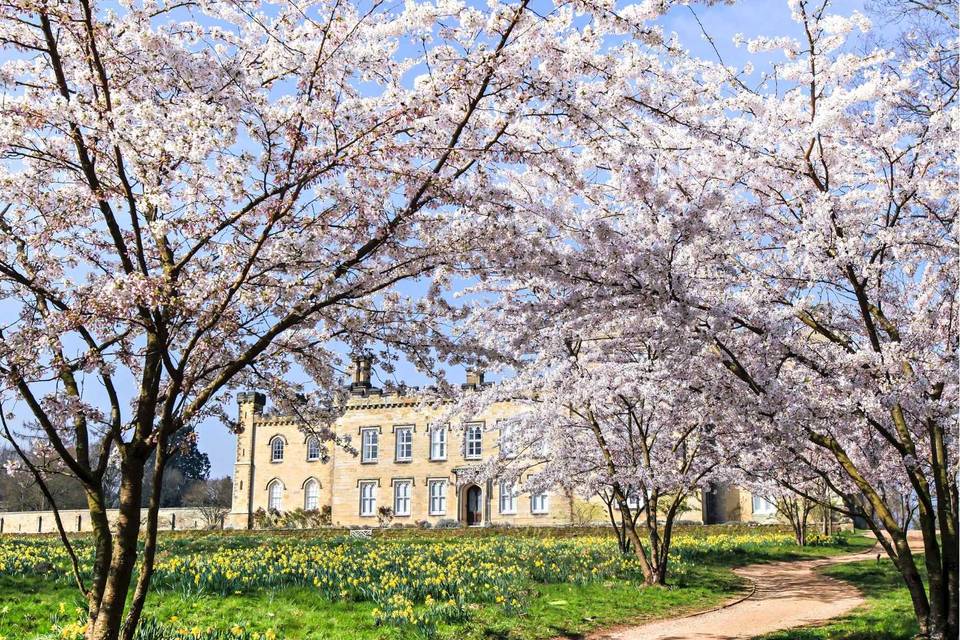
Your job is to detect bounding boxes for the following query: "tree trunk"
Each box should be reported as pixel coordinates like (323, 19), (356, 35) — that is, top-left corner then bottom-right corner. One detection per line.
(86, 456), (146, 640)
(884, 526), (935, 639)
(121, 446), (169, 640)
(85, 489), (113, 624)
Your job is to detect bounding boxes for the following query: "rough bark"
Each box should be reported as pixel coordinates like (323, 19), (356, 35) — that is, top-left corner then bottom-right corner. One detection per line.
(86, 456), (146, 640)
(120, 444), (169, 640)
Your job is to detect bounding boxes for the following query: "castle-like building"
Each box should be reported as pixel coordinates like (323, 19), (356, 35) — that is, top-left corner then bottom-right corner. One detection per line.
(229, 359), (771, 528)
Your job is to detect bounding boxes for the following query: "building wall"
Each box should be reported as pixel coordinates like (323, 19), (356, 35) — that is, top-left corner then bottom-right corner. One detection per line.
(229, 383), (736, 529)
(232, 388), (573, 528)
(0, 507), (216, 535)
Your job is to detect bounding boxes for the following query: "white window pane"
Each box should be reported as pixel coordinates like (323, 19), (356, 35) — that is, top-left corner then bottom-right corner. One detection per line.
(532, 492), (548, 514)
(268, 482), (282, 511)
(431, 427), (447, 460)
(429, 481), (446, 515)
(362, 429), (379, 462)
(360, 482), (377, 516)
(499, 481), (517, 514)
(394, 481), (411, 516)
(465, 424), (482, 459)
(396, 427), (413, 461)
(271, 438), (284, 462)
(753, 496), (776, 515)
(307, 437), (321, 461)
(304, 480), (319, 510)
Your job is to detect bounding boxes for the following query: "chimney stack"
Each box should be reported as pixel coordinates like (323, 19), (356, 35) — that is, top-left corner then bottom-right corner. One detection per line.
(465, 368), (485, 388)
(350, 355), (373, 394)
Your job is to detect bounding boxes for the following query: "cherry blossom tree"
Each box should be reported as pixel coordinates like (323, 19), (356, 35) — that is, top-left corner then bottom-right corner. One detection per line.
(0, 0), (636, 637)
(445, 1), (956, 636)
(449, 312), (732, 585)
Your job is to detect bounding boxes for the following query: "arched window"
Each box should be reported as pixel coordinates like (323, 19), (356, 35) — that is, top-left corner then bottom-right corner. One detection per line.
(304, 478), (320, 511)
(267, 480), (283, 511)
(270, 436), (285, 462)
(306, 436), (321, 461)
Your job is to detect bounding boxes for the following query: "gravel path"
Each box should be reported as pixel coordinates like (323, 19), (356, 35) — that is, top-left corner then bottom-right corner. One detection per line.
(588, 535), (921, 640)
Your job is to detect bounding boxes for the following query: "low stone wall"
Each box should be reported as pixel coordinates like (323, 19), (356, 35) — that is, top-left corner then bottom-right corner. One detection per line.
(0, 507), (221, 535)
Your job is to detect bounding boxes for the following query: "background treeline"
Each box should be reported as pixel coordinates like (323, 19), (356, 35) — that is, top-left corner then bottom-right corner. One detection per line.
(0, 428), (231, 512)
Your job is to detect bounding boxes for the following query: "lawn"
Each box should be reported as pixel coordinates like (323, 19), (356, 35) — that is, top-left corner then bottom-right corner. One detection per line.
(756, 552), (923, 640)
(0, 526), (872, 640)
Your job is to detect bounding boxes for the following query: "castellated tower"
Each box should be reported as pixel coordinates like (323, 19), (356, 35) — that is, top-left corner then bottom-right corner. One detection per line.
(231, 391), (265, 529)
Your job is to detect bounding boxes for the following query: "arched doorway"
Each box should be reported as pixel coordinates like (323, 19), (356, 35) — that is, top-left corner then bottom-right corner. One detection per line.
(464, 485), (483, 526)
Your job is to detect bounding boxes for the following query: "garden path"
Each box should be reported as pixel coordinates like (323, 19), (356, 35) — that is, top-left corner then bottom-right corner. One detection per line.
(589, 532), (924, 640)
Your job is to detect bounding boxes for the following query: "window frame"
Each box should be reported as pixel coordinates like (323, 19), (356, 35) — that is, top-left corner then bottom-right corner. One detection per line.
(303, 478), (320, 511)
(531, 491), (549, 515)
(464, 423), (483, 460)
(428, 479), (447, 515)
(430, 425), (447, 461)
(498, 480), (517, 515)
(752, 495), (777, 515)
(306, 436), (321, 462)
(393, 480), (412, 517)
(360, 428), (379, 463)
(394, 426), (414, 463)
(359, 481), (377, 517)
(267, 480), (283, 511)
(269, 436), (285, 463)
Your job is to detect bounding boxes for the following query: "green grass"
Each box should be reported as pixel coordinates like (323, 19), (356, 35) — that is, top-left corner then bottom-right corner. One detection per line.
(444, 564), (743, 640)
(0, 566), (743, 640)
(756, 554), (922, 640)
(0, 528), (875, 640)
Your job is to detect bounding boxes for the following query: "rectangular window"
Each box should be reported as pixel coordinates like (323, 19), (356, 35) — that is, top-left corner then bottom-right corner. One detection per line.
(752, 495), (776, 515)
(395, 426), (413, 462)
(306, 437), (321, 461)
(359, 481), (377, 516)
(626, 493), (643, 511)
(531, 491), (549, 514)
(428, 479), (447, 515)
(430, 426), (447, 461)
(464, 423), (482, 459)
(499, 421), (517, 459)
(361, 428), (379, 463)
(393, 480), (412, 516)
(498, 481), (517, 514)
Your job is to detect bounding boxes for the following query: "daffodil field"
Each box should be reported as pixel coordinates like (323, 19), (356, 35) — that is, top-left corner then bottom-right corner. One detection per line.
(0, 528), (858, 640)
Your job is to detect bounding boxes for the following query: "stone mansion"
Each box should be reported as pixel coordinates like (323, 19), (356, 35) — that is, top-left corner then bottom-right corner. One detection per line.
(229, 359), (774, 528)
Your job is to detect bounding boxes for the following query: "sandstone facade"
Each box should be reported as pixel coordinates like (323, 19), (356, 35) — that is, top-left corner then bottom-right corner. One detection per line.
(228, 362), (776, 529)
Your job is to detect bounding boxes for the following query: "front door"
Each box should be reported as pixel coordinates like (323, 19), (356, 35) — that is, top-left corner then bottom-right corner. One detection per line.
(466, 486), (482, 525)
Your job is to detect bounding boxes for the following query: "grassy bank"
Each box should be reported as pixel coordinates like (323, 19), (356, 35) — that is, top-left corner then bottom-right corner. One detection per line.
(0, 527), (871, 640)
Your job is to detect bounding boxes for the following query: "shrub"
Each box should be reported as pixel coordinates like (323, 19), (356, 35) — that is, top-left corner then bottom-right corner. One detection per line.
(377, 506), (395, 528)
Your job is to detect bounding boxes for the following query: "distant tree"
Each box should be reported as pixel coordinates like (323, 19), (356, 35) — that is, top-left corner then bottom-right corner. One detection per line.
(141, 428), (210, 508)
(182, 476), (232, 509)
(184, 477), (232, 529)
(0, 443), (86, 511)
